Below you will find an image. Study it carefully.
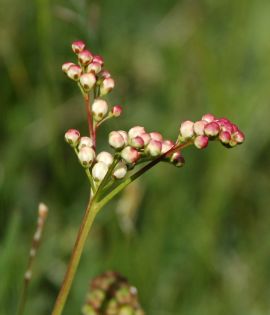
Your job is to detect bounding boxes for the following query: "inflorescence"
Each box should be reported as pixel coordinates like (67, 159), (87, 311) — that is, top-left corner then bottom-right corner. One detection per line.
(62, 41), (245, 191)
(82, 271), (145, 315)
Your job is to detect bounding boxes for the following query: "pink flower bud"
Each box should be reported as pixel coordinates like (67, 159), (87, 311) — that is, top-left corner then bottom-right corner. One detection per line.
(93, 55), (104, 66)
(62, 62), (75, 73)
(128, 126), (146, 138)
(219, 131), (231, 144)
(87, 62), (102, 74)
(118, 130), (128, 145)
(78, 147), (95, 167)
(112, 105), (122, 117)
(233, 130), (245, 144)
(67, 65), (82, 80)
(201, 113), (215, 123)
(129, 136), (144, 149)
(113, 161), (127, 179)
(92, 99), (108, 121)
(149, 132), (163, 142)
(79, 73), (96, 91)
(121, 146), (140, 164)
(204, 122), (220, 137)
(109, 131), (125, 150)
(170, 151), (185, 167)
(100, 70), (111, 79)
(71, 40), (85, 54)
(78, 136), (94, 150)
(92, 161), (108, 181)
(78, 50), (93, 65)
(180, 120), (194, 139)
(145, 140), (162, 157)
(100, 77), (115, 96)
(96, 151), (114, 166)
(65, 129), (80, 147)
(193, 120), (207, 136)
(194, 135), (209, 149)
(161, 140), (175, 154)
(140, 133), (151, 146)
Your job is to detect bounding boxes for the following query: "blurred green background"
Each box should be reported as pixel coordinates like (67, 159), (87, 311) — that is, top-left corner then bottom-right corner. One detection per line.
(1, 0), (270, 314)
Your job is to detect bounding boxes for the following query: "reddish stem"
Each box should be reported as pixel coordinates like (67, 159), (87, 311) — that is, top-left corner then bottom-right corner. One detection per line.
(84, 94), (96, 149)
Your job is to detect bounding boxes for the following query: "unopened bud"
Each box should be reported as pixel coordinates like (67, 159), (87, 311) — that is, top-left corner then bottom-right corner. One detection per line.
(100, 77), (115, 96)
(121, 146), (140, 164)
(100, 70), (111, 79)
(92, 161), (108, 181)
(140, 133), (151, 146)
(62, 62), (75, 73)
(170, 151), (185, 167)
(201, 113), (215, 123)
(112, 105), (122, 117)
(65, 129), (80, 147)
(38, 203), (48, 219)
(149, 132), (163, 142)
(129, 136), (144, 149)
(194, 135), (209, 149)
(97, 151), (114, 166)
(78, 136), (94, 149)
(128, 126), (146, 138)
(79, 73), (96, 91)
(119, 306), (133, 315)
(71, 40), (85, 54)
(92, 99), (108, 121)
(67, 65), (82, 80)
(113, 161), (127, 179)
(145, 140), (162, 157)
(233, 130), (245, 144)
(161, 140), (174, 154)
(109, 131), (125, 150)
(219, 131), (231, 144)
(193, 120), (207, 136)
(78, 147), (95, 167)
(87, 62), (102, 74)
(93, 55), (104, 66)
(204, 122), (220, 137)
(78, 50), (93, 65)
(180, 120), (194, 139)
(118, 130), (128, 145)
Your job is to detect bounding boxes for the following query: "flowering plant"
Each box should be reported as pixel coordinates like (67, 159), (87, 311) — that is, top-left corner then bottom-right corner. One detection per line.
(23, 40), (245, 315)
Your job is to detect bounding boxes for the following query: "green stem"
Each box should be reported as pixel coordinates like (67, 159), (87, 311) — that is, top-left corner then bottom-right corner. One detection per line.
(97, 141), (192, 209)
(50, 195), (99, 315)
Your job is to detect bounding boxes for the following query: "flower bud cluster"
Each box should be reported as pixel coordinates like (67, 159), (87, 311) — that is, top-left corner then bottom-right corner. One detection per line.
(62, 41), (122, 125)
(65, 130), (128, 182)
(82, 271), (145, 315)
(179, 114), (245, 149)
(109, 126), (185, 167)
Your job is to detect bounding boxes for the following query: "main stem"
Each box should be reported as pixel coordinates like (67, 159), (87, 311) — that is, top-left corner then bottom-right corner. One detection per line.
(51, 195), (99, 315)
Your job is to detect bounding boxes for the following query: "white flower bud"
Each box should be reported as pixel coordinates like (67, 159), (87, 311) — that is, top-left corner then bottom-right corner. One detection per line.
(96, 151), (114, 166)
(121, 146), (140, 164)
(71, 40), (85, 54)
(92, 161), (108, 181)
(109, 131), (125, 150)
(79, 73), (96, 91)
(129, 136), (144, 149)
(179, 120), (194, 139)
(78, 147), (95, 168)
(65, 129), (80, 147)
(113, 161), (127, 179)
(87, 62), (102, 74)
(78, 136), (94, 150)
(100, 77), (115, 96)
(78, 50), (93, 65)
(92, 99), (108, 121)
(149, 132), (163, 142)
(111, 105), (122, 117)
(194, 120), (207, 136)
(128, 126), (146, 138)
(161, 140), (174, 154)
(62, 62), (75, 73)
(145, 140), (162, 157)
(67, 65), (82, 81)
(118, 130), (128, 145)
(140, 133), (151, 146)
